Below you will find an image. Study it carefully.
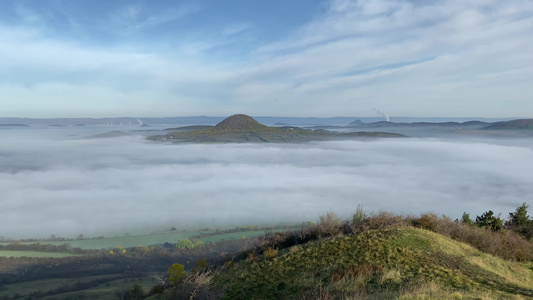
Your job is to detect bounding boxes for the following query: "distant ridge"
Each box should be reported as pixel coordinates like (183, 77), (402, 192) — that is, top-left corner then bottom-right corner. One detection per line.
(484, 119), (533, 130)
(0, 124), (29, 127)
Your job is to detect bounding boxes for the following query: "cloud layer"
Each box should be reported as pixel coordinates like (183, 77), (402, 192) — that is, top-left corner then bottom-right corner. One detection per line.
(1, 128), (532, 239)
(0, 0), (532, 117)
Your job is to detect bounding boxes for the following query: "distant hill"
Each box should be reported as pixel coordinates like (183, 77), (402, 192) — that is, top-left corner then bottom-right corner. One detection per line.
(0, 124), (29, 127)
(92, 131), (130, 138)
(483, 119), (533, 130)
(148, 114), (405, 143)
(347, 120), (489, 128)
(348, 119), (364, 126)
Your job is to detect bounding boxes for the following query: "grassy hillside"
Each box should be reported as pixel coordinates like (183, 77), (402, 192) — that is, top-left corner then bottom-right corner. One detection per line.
(213, 227), (533, 299)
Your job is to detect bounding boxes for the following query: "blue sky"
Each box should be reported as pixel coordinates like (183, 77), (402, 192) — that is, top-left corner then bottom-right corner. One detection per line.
(1, 0), (532, 118)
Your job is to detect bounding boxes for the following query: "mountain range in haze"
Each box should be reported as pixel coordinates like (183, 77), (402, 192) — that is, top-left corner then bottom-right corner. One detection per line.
(0, 116), (523, 127)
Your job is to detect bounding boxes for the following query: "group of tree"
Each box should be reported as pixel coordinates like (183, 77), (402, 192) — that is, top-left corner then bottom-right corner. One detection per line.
(461, 202), (532, 239)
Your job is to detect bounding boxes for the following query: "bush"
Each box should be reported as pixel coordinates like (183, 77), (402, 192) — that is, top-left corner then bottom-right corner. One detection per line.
(363, 211), (406, 230)
(415, 214), (533, 261)
(263, 247), (278, 259)
(317, 212), (343, 237)
(411, 213), (438, 231)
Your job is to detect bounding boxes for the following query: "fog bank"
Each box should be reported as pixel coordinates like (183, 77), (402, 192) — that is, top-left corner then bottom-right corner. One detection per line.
(1, 128), (532, 239)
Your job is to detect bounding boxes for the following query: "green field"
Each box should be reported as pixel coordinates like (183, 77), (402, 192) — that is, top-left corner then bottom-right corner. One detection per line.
(0, 251), (80, 258)
(0, 230), (212, 250)
(0, 229), (268, 250)
(197, 230), (266, 243)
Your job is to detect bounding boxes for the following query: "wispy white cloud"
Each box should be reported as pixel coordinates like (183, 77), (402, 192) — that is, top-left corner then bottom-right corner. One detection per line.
(0, 0), (532, 117)
(105, 3), (200, 36)
(222, 23), (250, 36)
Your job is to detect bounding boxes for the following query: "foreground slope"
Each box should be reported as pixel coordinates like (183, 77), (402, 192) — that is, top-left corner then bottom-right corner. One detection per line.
(149, 114), (405, 143)
(214, 227), (533, 299)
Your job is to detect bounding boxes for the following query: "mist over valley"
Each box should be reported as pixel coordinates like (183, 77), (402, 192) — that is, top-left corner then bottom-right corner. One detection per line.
(1, 118), (532, 240)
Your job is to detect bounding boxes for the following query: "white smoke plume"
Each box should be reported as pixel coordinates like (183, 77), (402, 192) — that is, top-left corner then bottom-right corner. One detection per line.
(373, 108), (390, 122)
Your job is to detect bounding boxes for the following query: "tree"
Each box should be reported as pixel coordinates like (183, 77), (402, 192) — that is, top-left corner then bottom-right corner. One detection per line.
(461, 212), (474, 226)
(352, 204), (366, 226)
(193, 257), (208, 271)
(507, 203), (530, 226)
(176, 239), (195, 249)
(506, 203), (532, 239)
(167, 263), (187, 285)
(475, 210), (503, 231)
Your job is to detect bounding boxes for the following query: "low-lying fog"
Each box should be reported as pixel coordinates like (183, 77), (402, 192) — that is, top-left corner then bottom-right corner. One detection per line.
(1, 127), (532, 239)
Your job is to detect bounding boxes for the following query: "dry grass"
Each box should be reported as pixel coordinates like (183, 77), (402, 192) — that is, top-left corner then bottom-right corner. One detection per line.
(466, 254), (533, 289)
(397, 281), (529, 300)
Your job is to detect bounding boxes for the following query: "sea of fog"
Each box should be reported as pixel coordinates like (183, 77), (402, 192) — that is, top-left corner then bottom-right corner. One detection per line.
(1, 126), (532, 239)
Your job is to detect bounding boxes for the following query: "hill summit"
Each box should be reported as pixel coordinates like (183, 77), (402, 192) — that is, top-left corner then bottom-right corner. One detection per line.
(214, 114), (267, 131)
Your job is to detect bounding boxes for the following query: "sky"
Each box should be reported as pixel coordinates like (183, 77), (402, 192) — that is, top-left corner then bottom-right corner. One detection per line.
(2, 128), (532, 239)
(0, 0), (532, 118)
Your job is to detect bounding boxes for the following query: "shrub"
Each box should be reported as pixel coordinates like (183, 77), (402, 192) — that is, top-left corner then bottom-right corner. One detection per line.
(317, 212), (343, 237)
(246, 252), (257, 262)
(363, 211), (406, 230)
(263, 247), (278, 259)
(429, 216), (533, 261)
(411, 213), (438, 231)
